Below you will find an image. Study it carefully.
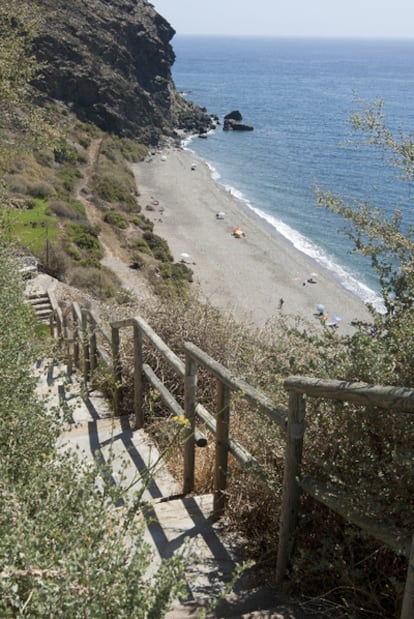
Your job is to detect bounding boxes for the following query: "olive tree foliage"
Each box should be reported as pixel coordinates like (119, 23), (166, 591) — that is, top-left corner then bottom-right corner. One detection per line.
(317, 100), (414, 385)
(0, 246), (186, 617)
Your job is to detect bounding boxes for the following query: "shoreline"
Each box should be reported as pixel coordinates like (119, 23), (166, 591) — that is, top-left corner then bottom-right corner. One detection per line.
(131, 146), (373, 335)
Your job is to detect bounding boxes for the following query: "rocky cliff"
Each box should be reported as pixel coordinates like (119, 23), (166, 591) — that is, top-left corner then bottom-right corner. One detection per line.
(33, 0), (211, 143)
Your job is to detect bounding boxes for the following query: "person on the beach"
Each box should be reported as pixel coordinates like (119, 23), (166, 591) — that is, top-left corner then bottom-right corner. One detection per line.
(279, 297), (284, 309)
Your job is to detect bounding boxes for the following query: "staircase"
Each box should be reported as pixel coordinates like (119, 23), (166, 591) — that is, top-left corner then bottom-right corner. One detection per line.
(34, 359), (308, 618)
(26, 292), (53, 323)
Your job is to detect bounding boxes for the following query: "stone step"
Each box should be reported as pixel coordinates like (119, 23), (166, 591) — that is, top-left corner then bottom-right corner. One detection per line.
(35, 360), (308, 617)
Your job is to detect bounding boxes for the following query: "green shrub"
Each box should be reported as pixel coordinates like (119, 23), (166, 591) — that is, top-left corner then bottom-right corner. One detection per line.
(69, 223), (101, 254)
(58, 167), (83, 193)
(54, 141), (79, 164)
(131, 214), (154, 232)
(100, 137), (147, 163)
(103, 209), (129, 229)
(78, 135), (91, 149)
(66, 243), (82, 261)
(159, 262), (193, 283)
(143, 232), (173, 263)
(129, 237), (153, 255)
(0, 243), (185, 616)
(94, 173), (136, 208)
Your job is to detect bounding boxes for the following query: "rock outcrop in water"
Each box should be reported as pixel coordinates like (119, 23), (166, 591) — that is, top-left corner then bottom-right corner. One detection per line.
(223, 110), (254, 131)
(32, 0), (212, 143)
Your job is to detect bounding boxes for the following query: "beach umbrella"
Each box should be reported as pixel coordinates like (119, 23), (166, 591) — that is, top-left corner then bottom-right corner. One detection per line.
(332, 316), (342, 322)
(160, 155), (167, 161)
(316, 304), (325, 314)
(180, 252), (190, 262)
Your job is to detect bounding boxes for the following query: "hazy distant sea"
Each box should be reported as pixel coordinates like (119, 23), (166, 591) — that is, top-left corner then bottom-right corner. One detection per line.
(170, 36), (414, 308)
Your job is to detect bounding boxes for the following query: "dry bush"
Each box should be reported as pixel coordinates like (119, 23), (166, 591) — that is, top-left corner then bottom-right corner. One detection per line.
(49, 199), (85, 220)
(96, 293), (412, 617)
(5, 174), (29, 194)
(68, 266), (122, 298)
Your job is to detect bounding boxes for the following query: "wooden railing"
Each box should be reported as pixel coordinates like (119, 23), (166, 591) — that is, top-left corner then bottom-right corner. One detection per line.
(48, 291), (414, 618)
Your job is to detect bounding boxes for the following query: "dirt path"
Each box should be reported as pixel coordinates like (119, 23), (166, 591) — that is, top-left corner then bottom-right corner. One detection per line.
(74, 139), (151, 301)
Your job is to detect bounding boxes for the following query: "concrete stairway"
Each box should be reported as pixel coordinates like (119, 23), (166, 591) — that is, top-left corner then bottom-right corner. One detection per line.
(26, 292), (53, 323)
(34, 359), (309, 618)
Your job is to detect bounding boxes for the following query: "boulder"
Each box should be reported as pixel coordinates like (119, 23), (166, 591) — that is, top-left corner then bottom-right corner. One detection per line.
(223, 118), (254, 132)
(224, 110), (243, 121)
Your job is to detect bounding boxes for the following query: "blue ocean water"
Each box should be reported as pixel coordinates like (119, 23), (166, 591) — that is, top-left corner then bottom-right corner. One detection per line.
(170, 36), (414, 308)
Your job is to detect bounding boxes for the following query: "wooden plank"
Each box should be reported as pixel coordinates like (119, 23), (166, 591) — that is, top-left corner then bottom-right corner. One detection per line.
(213, 379), (231, 518)
(133, 322), (144, 429)
(185, 342), (287, 428)
(81, 310), (90, 381)
(285, 376), (414, 413)
(276, 391), (306, 582)
(183, 354), (197, 493)
(298, 475), (412, 558)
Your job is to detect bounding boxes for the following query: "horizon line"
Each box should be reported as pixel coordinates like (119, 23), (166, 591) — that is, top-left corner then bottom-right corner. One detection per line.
(172, 33), (414, 41)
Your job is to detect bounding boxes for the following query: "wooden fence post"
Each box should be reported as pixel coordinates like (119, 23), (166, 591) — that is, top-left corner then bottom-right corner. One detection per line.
(112, 325), (122, 415)
(183, 353), (197, 494)
(133, 322), (144, 429)
(62, 314), (73, 376)
(82, 311), (90, 382)
(72, 309), (80, 369)
(89, 328), (97, 375)
(276, 390), (306, 582)
(213, 379), (230, 519)
(401, 534), (414, 619)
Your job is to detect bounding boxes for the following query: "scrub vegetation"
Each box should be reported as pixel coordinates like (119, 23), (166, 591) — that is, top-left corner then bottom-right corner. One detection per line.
(1, 2), (413, 618)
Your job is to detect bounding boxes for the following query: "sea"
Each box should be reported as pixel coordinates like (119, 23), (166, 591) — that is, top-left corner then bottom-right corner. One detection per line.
(169, 36), (414, 310)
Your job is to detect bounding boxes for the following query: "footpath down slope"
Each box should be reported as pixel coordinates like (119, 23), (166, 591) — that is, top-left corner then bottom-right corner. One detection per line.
(31, 345), (311, 618)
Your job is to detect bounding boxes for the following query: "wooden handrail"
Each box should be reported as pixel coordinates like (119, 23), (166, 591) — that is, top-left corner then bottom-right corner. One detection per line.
(49, 300), (414, 618)
(285, 376), (414, 413)
(184, 342), (287, 429)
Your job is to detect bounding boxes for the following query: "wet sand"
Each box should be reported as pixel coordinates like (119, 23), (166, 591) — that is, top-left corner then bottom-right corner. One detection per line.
(131, 147), (372, 334)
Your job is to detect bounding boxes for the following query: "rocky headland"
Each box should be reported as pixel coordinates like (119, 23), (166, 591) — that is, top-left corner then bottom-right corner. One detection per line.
(32, 0), (212, 143)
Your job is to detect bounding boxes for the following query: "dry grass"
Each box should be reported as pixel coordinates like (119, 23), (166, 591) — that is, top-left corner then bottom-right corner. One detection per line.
(96, 291), (412, 618)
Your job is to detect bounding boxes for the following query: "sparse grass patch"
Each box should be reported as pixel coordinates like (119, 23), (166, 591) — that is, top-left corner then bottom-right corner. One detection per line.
(68, 265), (122, 298)
(94, 172), (137, 210)
(6, 198), (58, 254)
(49, 198), (85, 220)
(58, 166), (83, 193)
(101, 136), (147, 163)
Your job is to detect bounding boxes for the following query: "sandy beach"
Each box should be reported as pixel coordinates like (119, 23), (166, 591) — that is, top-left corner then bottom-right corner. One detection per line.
(131, 147), (372, 335)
